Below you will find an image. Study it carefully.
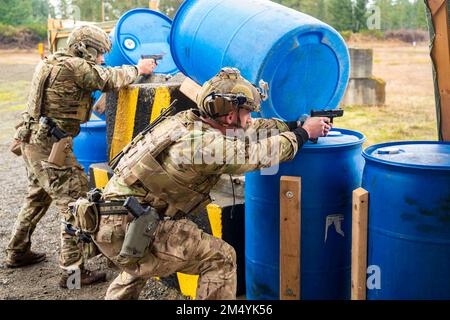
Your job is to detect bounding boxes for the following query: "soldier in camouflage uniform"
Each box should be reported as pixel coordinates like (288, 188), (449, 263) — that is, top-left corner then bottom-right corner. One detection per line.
(87, 67), (331, 299)
(5, 25), (157, 287)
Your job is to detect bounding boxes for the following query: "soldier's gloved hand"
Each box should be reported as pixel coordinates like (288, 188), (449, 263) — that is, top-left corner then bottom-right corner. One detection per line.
(285, 114), (310, 130)
(302, 117), (332, 140)
(138, 58), (157, 75)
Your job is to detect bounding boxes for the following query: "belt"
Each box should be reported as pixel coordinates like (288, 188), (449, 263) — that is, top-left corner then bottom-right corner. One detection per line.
(97, 200), (185, 221)
(97, 201), (129, 216)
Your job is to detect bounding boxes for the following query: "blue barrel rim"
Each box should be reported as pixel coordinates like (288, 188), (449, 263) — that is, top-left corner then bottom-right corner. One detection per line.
(80, 120), (106, 128)
(302, 128), (366, 150)
(363, 141), (450, 171)
(114, 8), (173, 66)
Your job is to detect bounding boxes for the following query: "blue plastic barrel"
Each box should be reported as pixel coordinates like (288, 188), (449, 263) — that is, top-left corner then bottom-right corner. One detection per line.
(362, 142), (450, 300)
(170, 0), (350, 120)
(245, 129), (366, 300)
(73, 121), (108, 174)
(105, 8), (179, 75)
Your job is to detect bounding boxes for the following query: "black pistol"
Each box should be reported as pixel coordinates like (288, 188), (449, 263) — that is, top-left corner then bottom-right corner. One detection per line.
(309, 109), (344, 143)
(123, 196), (151, 219)
(40, 117), (70, 166)
(135, 54), (165, 84)
(141, 54), (164, 63)
(40, 117), (68, 141)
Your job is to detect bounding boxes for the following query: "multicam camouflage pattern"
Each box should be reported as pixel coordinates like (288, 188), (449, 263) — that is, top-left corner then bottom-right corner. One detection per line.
(67, 25), (112, 55)
(196, 67), (262, 118)
(6, 132), (88, 269)
(96, 109), (298, 299)
(95, 217), (237, 300)
(8, 32), (139, 270)
(25, 51), (138, 135)
(108, 110), (298, 216)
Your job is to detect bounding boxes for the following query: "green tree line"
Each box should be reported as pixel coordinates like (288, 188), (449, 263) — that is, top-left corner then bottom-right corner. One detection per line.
(0, 0), (428, 31)
(273, 0), (428, 31)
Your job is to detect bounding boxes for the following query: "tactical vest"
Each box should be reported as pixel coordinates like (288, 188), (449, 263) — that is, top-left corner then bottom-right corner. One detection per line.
(114, 113), (212, 217)
(26, 54), (93, 123)
(26, 58), (56, 120)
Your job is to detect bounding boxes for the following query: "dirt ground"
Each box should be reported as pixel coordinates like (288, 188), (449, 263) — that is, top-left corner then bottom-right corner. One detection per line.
(0, 40), (440, 300)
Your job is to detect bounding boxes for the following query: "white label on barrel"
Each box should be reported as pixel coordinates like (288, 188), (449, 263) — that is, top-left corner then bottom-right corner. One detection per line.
(324, 214), (345, 242)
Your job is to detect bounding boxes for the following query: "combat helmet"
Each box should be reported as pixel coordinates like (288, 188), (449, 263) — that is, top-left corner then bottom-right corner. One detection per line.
(196, 67), (268, 120)
(67, 25), (112, 61)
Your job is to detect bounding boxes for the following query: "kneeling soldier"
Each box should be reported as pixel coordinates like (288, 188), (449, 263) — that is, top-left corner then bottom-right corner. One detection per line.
(76, 67), (331, 299)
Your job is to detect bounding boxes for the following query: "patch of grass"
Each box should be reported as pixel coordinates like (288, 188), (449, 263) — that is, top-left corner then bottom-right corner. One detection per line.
(336, 104), (437, 148)
(0, 104), (26, 113)
(0, 80), (30, 110)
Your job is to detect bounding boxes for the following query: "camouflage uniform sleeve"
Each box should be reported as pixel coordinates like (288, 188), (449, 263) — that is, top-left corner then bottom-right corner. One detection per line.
(191, 130), (299, 175)
(250, 118), (291, 131)
(66, 58), (139, 92)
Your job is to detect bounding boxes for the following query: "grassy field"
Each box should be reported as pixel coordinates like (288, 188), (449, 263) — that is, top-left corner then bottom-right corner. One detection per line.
(335, 40), (438, 147)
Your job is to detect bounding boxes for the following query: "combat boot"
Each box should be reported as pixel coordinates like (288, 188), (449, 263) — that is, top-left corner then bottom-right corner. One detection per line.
(5, 250), (46, 268)
(59, 268), (107, 288)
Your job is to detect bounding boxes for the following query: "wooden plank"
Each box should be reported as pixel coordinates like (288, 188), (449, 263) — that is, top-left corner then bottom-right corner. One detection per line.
(280, 176), (301, 300)
(93, 93), (107, 115)
(428, 0), (450, 141)
(351, 187), (369, 300)
(180, 77), (202, 102)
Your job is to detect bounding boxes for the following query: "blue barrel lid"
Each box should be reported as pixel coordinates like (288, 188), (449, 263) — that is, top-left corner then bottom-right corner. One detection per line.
(304, 128), (365, 149)
(363, 141), (450, 170)
(258, 24), (350, 121)
(106, 8), (178, 75)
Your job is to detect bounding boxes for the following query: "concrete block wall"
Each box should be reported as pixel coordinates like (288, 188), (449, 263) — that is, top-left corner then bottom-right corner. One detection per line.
(342, 48), (386, 106)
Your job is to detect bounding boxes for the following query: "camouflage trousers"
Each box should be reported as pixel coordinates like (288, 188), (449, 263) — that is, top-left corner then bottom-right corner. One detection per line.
(6, 132), (88, 270)
(94, 215), (237, 300)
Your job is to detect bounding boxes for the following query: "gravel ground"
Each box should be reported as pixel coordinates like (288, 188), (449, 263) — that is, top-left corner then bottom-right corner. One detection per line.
(0, 51), (212, 300)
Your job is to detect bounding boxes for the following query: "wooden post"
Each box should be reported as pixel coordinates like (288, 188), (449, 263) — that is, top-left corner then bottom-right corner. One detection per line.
(427, 0), (450, 141)
(280, 176), (301, 300)
(180, 77), (202, 102)
(351, 188), (369, 300)
(101, 0), (105, 22)
(149, 0), (160, 11)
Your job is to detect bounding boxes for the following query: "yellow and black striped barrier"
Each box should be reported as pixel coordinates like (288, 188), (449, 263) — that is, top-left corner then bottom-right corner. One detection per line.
(88, 162), (114, 189)
(105, 81), (196, 161)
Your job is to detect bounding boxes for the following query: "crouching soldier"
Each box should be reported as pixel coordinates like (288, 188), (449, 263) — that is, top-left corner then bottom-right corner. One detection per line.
(72, 67), (331, 299)
(5, 24), (157, 288)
